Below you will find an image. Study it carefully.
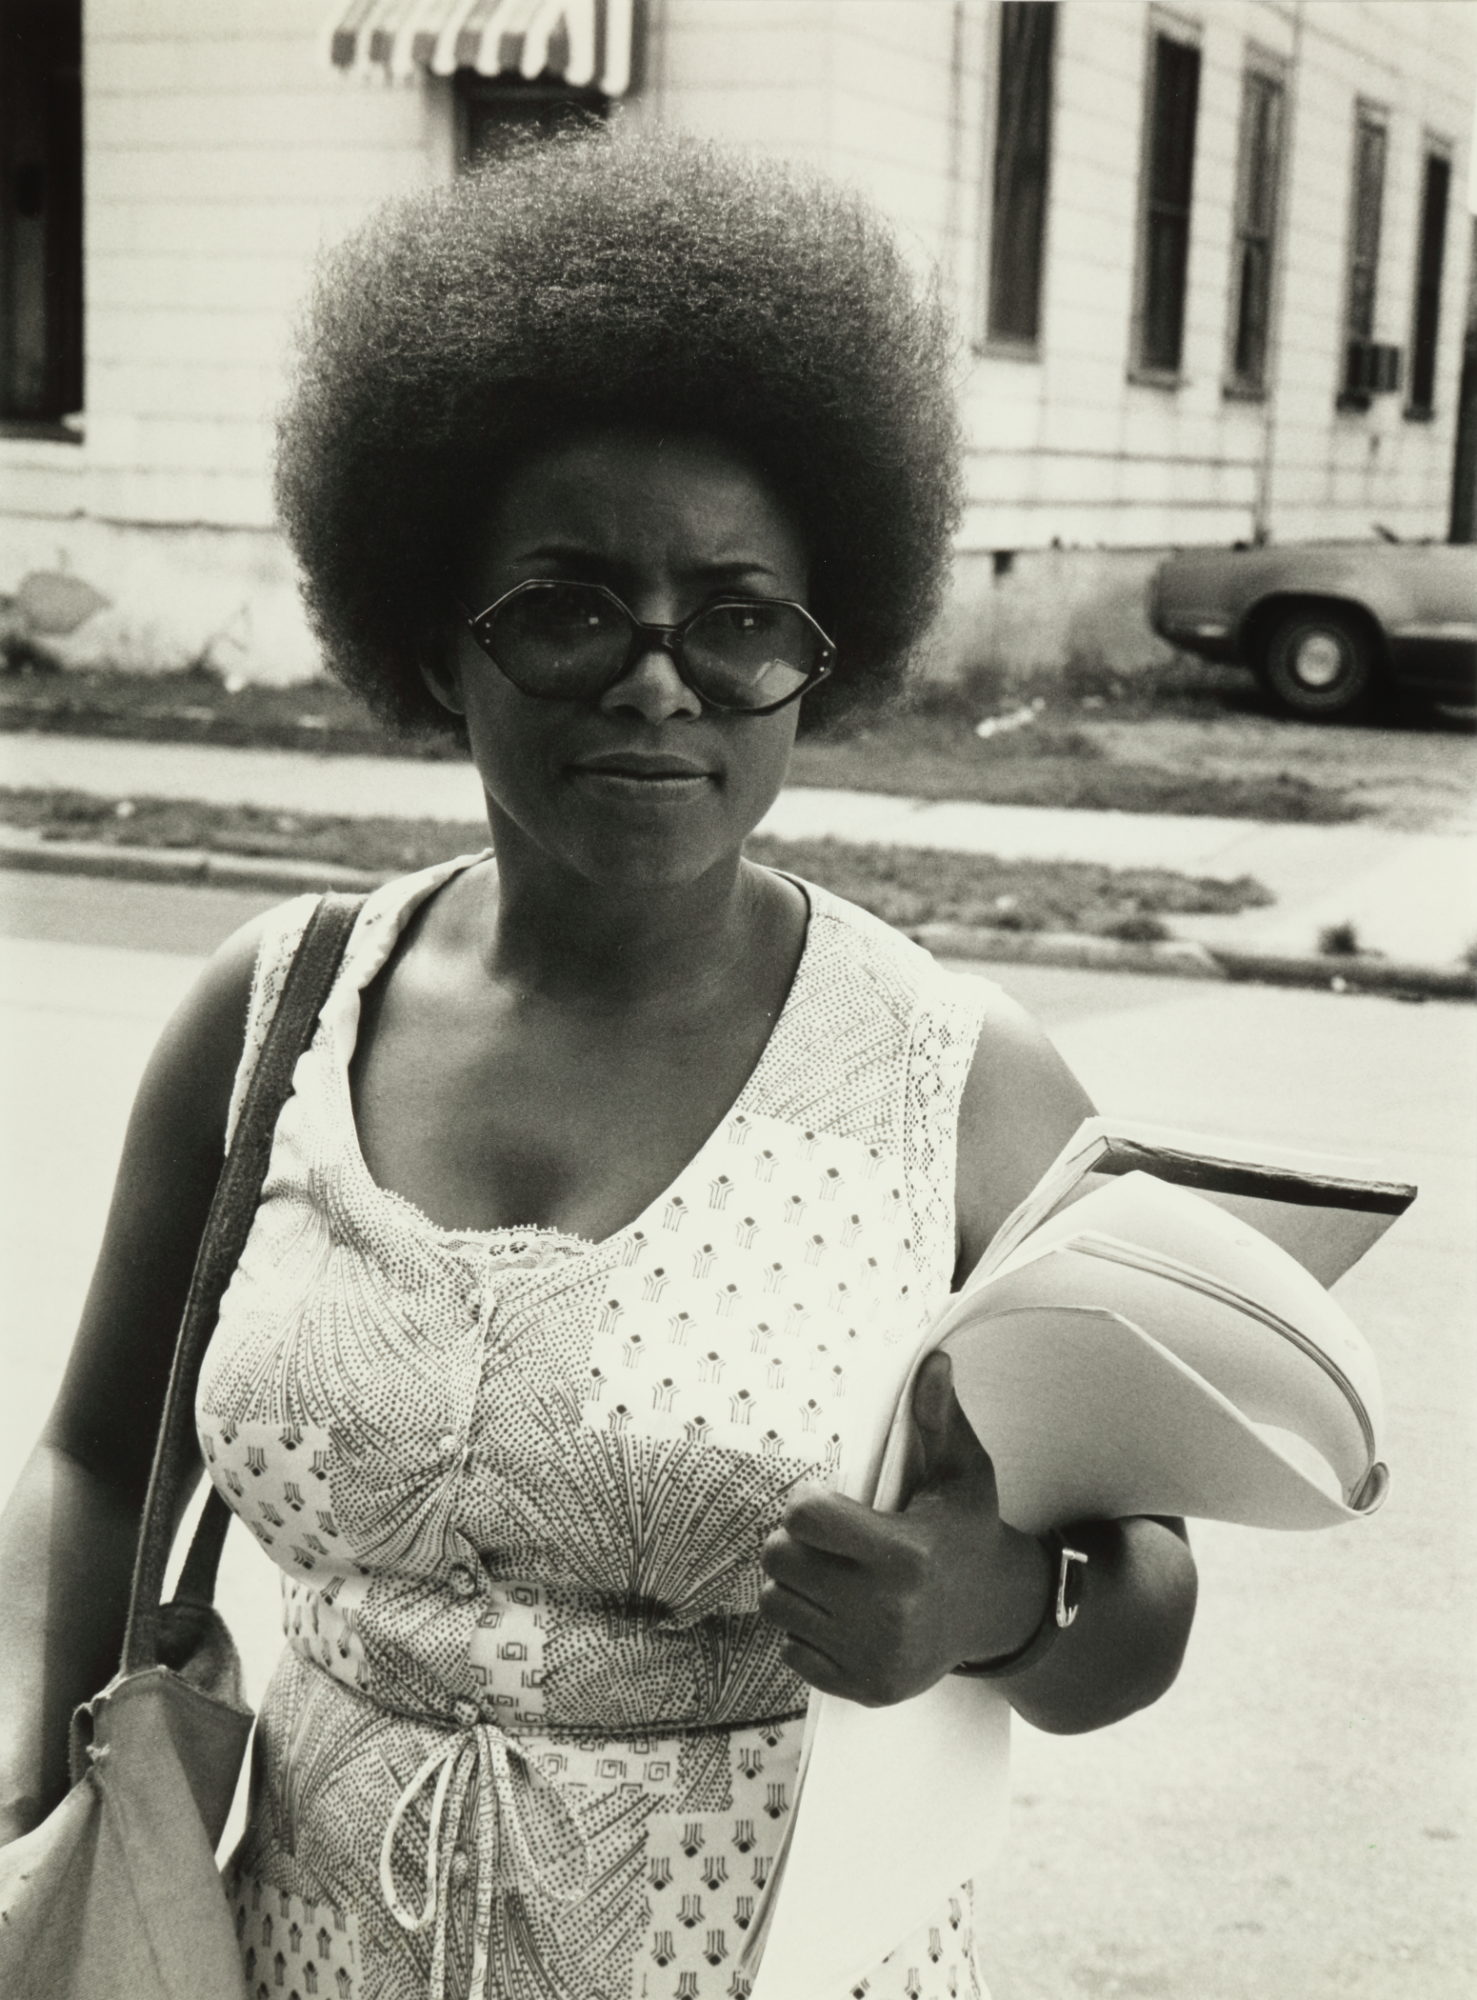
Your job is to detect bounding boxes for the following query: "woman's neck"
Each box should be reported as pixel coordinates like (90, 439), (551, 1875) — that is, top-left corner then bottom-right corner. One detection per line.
(472, 829), (788, 1018)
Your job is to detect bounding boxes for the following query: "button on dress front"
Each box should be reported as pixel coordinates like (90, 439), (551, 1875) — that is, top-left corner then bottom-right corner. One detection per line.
(197, 854), (996, 2000)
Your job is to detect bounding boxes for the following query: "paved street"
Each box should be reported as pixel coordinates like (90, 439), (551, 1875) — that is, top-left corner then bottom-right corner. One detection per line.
(1, 872), (1472, 1999)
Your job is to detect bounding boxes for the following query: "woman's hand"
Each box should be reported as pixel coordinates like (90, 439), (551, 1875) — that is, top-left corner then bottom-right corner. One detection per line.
(758, 1352), (1049, 1706)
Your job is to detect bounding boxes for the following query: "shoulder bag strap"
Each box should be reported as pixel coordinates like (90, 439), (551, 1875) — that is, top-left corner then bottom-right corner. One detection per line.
(121, 891), (367, 1676)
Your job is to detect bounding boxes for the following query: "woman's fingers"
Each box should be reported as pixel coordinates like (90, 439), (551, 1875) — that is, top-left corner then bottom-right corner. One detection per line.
(761, 1523), (839, 1597)
(779, 1486), (901, 1565)
(777, 1632), (857, 1701)
(758, 1574), (833, 1649)
(761, 1544), (910, 1692)
(762, 1522), (891, 1633)
(758, 1565), (831, 1631)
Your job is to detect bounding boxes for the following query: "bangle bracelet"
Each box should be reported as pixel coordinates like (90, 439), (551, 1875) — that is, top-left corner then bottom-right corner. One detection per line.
(952, 1529), (1090, 1679)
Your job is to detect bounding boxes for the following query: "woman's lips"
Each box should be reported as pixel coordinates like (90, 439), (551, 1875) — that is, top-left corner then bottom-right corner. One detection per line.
(568, 755), (716, 798)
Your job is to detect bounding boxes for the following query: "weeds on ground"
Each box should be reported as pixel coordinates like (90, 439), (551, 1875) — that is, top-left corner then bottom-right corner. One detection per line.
(0, 660), (461, 761)
(1317, 921), (1364, 957)
(1097, 912), (1172, 945)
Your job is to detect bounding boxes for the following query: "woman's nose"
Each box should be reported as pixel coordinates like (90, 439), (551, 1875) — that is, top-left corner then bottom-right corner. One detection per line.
(597, 638), (703, 722)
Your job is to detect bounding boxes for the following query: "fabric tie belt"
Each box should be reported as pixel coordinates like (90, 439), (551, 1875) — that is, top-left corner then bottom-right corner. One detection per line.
(379, 1718), (592, 2000)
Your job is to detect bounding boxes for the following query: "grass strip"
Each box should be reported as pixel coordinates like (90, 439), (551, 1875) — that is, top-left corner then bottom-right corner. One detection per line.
(0, 788), (1271, 942)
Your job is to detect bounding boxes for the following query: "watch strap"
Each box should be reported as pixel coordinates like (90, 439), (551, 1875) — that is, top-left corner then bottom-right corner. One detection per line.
(952, 1529), (1090, 1679)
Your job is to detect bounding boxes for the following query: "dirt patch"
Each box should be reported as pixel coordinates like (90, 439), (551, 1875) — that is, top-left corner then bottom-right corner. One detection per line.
(789, 661), (1475, 829)
(1077, 705), (1477, 834)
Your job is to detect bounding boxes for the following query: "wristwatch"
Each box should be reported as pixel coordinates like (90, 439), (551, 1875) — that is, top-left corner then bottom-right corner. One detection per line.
(953, 1529), (1090, 1679)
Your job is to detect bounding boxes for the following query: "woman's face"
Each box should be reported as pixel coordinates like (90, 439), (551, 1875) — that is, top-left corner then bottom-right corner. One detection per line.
(431, 426), (812, 893)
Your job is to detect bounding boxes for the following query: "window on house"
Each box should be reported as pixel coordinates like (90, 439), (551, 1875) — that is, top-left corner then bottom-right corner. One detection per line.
(457, 76), (609, 170)
(985, 1), (1056, 348)
(1407, 146), (1451, 418)
(1340, 103), (1388, 408)
(0, 0), (83, 428)
(1134, 28), (1201, 378)
(1226, 62), (1285, 394)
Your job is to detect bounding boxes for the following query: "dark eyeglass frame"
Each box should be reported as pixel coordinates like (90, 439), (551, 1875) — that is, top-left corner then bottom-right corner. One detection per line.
(457, 579), (835, 715)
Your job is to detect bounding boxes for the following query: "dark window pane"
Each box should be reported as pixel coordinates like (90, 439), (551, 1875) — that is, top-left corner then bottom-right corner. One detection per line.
(1149, 38), (1200, 209)
(1353, 121), (1386, 266)
(1233, 239), (1269, 383)
(987, 1), (1056, 344)
(1228, 67), (1283, 389)
(0, 0), (84, 421)
(1142, 210), (1190, 371)
(1342, 108), (1386, 393)
(1136, 34), (1200, 374)
(1244, 74), (1282, 234)
(458, 80), (607, 169)
(1409, 151), (1450, 412)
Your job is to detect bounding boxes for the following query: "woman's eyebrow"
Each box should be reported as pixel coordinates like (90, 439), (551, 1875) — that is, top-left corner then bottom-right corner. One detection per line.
(497, 541), (601, 568)
(499, 546), (789, 584)
(695, 558), (787, 580)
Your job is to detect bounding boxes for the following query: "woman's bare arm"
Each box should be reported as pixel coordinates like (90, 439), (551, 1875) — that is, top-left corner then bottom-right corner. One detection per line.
(0, 915), (266, 1841)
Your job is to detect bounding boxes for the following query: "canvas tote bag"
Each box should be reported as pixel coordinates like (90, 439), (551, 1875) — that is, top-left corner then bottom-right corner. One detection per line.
(0, 892), (364, 2000)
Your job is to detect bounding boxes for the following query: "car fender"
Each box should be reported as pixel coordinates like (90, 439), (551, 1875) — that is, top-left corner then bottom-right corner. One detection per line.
(1233, 578), (1394, 664)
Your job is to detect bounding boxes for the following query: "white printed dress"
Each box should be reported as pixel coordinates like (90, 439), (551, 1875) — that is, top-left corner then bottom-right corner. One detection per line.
(196, 853), (997, 2000)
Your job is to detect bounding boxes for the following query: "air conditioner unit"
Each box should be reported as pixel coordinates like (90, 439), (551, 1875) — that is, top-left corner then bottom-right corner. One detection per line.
(1344, 340), (1403, 396)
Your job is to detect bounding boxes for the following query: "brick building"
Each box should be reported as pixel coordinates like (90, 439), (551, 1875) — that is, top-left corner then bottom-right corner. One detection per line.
(1, 0), (1472, 684)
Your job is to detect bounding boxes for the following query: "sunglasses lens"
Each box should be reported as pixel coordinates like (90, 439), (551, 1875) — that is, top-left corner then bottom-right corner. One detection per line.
(684, 603), (821, 710)
(484, 583), (627, 694)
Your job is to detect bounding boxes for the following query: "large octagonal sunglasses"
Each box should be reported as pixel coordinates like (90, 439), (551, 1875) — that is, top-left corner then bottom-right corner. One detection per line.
(458, 579), (835, 714)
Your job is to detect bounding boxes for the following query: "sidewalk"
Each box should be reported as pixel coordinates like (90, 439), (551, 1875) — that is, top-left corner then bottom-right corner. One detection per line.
(3, 730), (1474, 988)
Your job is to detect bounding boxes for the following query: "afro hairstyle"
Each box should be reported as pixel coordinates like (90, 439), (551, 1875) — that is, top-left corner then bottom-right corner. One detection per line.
(274, 126), (963, 737)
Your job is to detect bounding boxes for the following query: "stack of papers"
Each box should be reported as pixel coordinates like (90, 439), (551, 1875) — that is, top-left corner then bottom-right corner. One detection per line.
(742, 1118), (1414, 1999)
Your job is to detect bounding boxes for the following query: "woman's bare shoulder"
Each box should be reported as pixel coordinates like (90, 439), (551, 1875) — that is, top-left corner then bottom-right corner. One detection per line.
(148, 906), (288, 1135)
(953, 979), (1095, 1281)
(42, 904), (292, 1489)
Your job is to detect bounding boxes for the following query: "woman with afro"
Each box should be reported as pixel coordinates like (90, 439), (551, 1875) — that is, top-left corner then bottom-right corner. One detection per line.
(0, 131), (1196, 1998)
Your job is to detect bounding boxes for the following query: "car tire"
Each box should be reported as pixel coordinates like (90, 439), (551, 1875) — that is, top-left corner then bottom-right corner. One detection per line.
(1255, 607), (1381, 720)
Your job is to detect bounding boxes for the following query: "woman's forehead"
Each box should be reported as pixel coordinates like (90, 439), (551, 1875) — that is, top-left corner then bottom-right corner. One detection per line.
(469, 425), (808, 583)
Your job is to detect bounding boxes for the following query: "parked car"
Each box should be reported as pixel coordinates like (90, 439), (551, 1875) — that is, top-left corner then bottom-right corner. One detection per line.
(1148, 538), (1477, 719)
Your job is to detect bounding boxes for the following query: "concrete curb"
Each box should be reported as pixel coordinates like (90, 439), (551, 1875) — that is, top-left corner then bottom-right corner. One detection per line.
(0, 827), (383, 895)
(3, 830), (1472, 1001)
(910, 922), (1227, 980)
(1204, 944), (1477, 1001)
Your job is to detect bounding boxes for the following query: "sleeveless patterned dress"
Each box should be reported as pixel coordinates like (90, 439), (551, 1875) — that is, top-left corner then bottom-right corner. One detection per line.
(197, 852), (997, 2000)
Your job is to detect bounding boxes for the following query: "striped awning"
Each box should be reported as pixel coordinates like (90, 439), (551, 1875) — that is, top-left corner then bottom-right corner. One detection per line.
(325, 0), (632, 95)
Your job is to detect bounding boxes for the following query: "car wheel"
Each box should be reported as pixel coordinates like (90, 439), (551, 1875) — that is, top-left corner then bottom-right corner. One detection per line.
(1256, 608), (1380, 720)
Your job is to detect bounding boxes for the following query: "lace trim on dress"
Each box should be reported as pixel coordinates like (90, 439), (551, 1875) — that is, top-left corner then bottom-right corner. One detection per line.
(767, 882), (991, 1286)
(473, 1227), (593, 1268)
(225, 891), (318, 1152)
(901, 972), (994, 1286)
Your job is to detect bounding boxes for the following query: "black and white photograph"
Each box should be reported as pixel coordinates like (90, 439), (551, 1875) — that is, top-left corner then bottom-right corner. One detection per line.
(1, 3), (1474, 1997)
